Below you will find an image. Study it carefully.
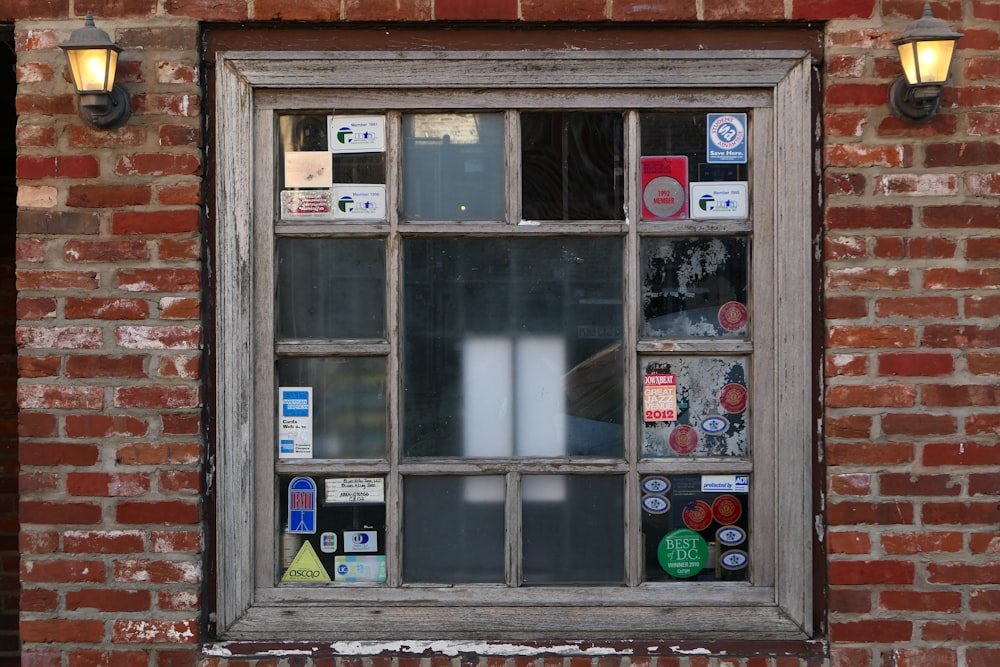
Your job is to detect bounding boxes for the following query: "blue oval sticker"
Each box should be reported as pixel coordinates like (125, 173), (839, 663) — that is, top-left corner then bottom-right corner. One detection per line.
(700, 415), (730, 434)
(642, 495), (670, 514)
(720, 549), (749, 570)
(717, 526), (746, 547)
(642, 476), (671, 494)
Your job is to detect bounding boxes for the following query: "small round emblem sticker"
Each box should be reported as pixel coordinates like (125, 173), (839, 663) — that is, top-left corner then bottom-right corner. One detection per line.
(682, 499), (713, 531)
(720, 383), (748, 414)
(712, 494), (743, 525)
(657, 528), (709, 579)
(669, 425), (699, 454)
(718, 301), (748, 332)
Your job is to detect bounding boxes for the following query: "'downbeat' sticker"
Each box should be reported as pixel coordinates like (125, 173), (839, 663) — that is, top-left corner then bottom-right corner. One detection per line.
(657, 528), (709, 579)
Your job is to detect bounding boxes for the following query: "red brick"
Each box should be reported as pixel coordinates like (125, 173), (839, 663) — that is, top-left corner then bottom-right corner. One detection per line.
(118, 26), (198, 50)
(16, 156), (55, 179)
(828, 531), (871, 554)
(610, 0), (697, 19)
(966, 296), (1000, 318)
(826, 384), (916, 408)
(18, 356), (60, 378)
(924, 442), (1000, 466)
(928, 562), (1000, 584)
(967, 414), (1000, 434)
(830, 619), (912, 643)
(972, 589), (1000, 612)
(878, 353), (954, 376)
(67, 650), (151, 667)
(160, 297), (200, 319)
(20, 559), (105, 583)
(114, 386), (200, 410)
(117, 268), (200, 292)
(827, 267), (909, 290)
(115, 559), (199, 585)
(20, 588), (58, 612)
(881, 413), (957, 436)
(66, 355), (147, 379)
(880, 472), (960, 496)
(115, 442), (201, 465)
(156, 650), (198, 667)
(158, 124), (201, 147)
(925, 268), (1000, 290)
(923, 324), (1000, 348)
(158, 238), (200, 260)
(159, 590), (200, 611)
(65, 297), (150, 320)
(826, 353), (867, 376)
(925, 205), (1000, 229)
(966, 174), (1000, 197)
(923, 501), (1000, 525)
(21, 619), (105, 643)
(66, 185), (152, 208)
(880, 590), (958, 614)
(66, 589), (151, 612)
(117, 500), (200, 525)
(68, 472), (150, 497)
(18, 384), (103, 410)
(827, 501), (913, 525)
(521, 0), (605, 20)
(826, 145), (911, 168)
(830, 560), (914, 585)
(162, 412), (200, 435)
(826, 441), (913, 466)
(825, 414), (872, 438)
(16, 239), (46, 263)
(885, 648), (957, 667)
(133, 93), (202, 117)
(115, 153), (201, 177)
(435, 0), (517, 19)
(252, 0), (340, 20)
(969, 648), (1000, 667)
(19, 472), (60, 493)
(151, 530), (202, 553)
(825, 236), (867, 260)
(923, 384), (1000, 406)
(873, 236), (904, 258)
(116, 326), (201, 350)
(16, 270), (99, 290)
(20, 531), (59, 555)
(162, 0), (247, 19)
(158, 355), (200, 379)
(158, 183), (202, 205)
(15, 295), (54, 320)
(346, 0), (433, 19)
(112, 618), (199, 644)
(65, 415), (149, 438)
(825, 83), (889, 107)
(113, 210), (200, 235)
(68, 125), (146, 148)
(159, 470), (201, 493)
(828, 325), (916, 348)
(908, 236), (957, 258)
(825, 114), (867, 138)
(825, 296), (868, 319)
(75, 0), (156, 16)
(65, 239), (150, 263)
(830, 472), (870, 496)
(20, 442), (98, 466)
(64, 530), (145, 554)
(18, 413), (56, 438)
(875, 296), (959, 318)
(20, 501), (102, 525)
(792, 0), (875, 18)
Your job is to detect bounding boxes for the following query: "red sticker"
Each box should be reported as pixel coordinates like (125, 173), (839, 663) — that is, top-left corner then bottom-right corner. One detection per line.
(718, 301), (748, 332)
(712, 494), (742, 525)
(720, 383), (748, 414)
(669, 424), (699, 454)
(682, 500), (713, 531)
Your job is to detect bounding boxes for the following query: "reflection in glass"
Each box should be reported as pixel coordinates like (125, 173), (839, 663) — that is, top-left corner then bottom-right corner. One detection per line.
(277, 238), (386, 339)
(277, 357), (386, 459)
(521, 112), (624, 221)
(522, 475), (624, 584)
(640, 111), (748, 184)
(641, 356), (749, 458)
(641, 237), (749, 338)
(402, 237), (624, 458)
(403, 476), (505, 583)
(402, 113), (504, 221)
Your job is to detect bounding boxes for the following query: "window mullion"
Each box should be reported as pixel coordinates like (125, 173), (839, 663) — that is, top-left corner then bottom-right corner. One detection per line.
(623, 109), (641, 588)
(506, 471), (522, 587)
(505, 109), (520, 225)
(386, 110), (403, 587)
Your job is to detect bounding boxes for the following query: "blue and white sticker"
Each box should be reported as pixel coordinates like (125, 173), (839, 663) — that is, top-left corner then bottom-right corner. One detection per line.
(332, 185), (385, 221)
(702, 474), (750, 493)
(707, 113), (748, 164)
(700, 415), (730, 435)
(717, 525), (747, 547)
(329, 115), (385, 154)
(344, 530), (378, 553)
(720, 549), (749, 570)
(287, 476), (317, 534)
(642, 494), (671, 515)
(642, 476), (671, 494)
(279, 387), (313, 459)
(689, 182), (748, 220)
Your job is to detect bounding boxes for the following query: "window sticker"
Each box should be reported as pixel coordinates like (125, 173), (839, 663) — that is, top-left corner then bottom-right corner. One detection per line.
(706, 113), (747, 164)
(344, 530), (378, 553)
(319, 532), (338, 553)
(657, 528), (708, 579)
(325, 477), (385, 504)
(287, 476), (318, 534)
(278, 387), (313, 459)
(280, 190), (333, 220)
(717, 301), (749, 333)
(643, 373), (677, 422)
(335, 555), (387, 582)
(331, 185), (386, 220)
(329, 115), (386, 154)
(281, 540), (331, 582)
(284, 151), (333, 188)
(641, 156), (688, 220)
(689, 181), (748, 220)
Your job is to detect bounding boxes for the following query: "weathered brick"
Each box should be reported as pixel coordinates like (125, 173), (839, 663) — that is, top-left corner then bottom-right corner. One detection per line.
(435, 0), (518, 19)
(116, 442), (201, 465)
(151, 530), (202, 553)
(159, 470), (201, 493)
(117, 268), (200, 292)
(17, 326), (103, 350)
(829, 560), (914, 585)
(63, 530), (145, 554)
(827, 501), (913, 525)
(65, 415), (149, 438)
(66, 355), (147, 379)
(830, 472), (870, 496)
(825, 414), (872, 438)
(967, 414), (1000, 435)
(111, 618), (199, 644)
(826, 441), (913, 466)
(159, 590), (200, 611)
(521, 0), (605, 20)
(116, 153), (202, 177)
(16, 297), (56, 320)
(826, 384), (916, 408)
(114, 558), (200, 583)
(158, 124), (201, 147)
(21, 619), (105, 643)
(67, 472), (150, 497)
(610, 0), (697, 19)
(158, 183), (202, 205)
(923, 324), (1000, 348)
(66, 185), (151, 208)
(18, 384), (103, 410)
(880, 472), (961, 496)
(114, 386), (200, 410)
(827, 267), (910, 290)
(828, 326), (916, 348)
(65, 298), (149, 320)
(113, 210), (200, 235)
(158, 238), (201, 260)
(16, 270), (99, 291)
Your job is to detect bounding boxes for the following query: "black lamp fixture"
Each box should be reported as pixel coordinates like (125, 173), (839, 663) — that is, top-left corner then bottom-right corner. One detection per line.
(59, 11), (131, 129)
(889, 1), (963, 121)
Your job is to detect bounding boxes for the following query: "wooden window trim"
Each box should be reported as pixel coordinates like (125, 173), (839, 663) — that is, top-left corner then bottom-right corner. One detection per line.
(214, 50), (814, 641)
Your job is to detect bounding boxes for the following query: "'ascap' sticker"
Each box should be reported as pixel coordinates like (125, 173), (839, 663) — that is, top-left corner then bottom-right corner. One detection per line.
(712, 494), (743, 525)
(281, 540), (331, 582)
(720, 549), (750, 570)
(718, 301), (748, 332)
(669, 424), (699, 454)
(700, 415), (729, 435)
(717, 525), (747, 547)
(682, 499), (713, 531)
(642, 476), (671, 494)
(642, 494), (670, 514)
(720, 383), (748, 414)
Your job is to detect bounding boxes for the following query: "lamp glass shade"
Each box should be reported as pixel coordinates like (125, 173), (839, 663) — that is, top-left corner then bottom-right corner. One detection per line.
(896, 39), (956, 85)
(65, 47), (118, 93)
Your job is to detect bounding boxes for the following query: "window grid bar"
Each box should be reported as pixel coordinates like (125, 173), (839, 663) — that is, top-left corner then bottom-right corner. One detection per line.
(385, 110), (403, 587)
(623, 109), (641, 588)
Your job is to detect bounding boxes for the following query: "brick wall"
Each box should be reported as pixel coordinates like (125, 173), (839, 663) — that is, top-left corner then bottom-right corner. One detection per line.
(4, 1), (999, 667)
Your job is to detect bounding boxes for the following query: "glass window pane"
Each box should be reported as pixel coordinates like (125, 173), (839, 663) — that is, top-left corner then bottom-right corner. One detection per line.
(277, 357), (386, 459)
(403, 476), (505, 583)
(402, 113), (504, 221)
(641, 356), (749, 458)
(641, 474), (749, 582)
(521, 112), (624, 221)
(277, 238), (386, 339)
(641, 237), (749, 338)
(402, 237), (624, 458)
(640, 111), (749, 188)
(522, 475), (624, 584)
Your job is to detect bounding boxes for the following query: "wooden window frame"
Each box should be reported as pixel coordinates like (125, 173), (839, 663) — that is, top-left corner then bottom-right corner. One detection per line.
(214, 50), (814, 642)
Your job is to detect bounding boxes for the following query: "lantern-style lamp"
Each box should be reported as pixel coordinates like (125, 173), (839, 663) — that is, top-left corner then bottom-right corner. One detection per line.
(889, 1), (963, 121)
(59, 12), (131, 129)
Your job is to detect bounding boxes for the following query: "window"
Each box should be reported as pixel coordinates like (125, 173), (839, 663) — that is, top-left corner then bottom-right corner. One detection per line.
(215, 50), (814, 641)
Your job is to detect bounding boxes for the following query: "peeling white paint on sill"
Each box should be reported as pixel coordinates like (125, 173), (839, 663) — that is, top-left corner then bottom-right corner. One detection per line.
(668, 646), (714, 655)
(205, 642), (632, 658)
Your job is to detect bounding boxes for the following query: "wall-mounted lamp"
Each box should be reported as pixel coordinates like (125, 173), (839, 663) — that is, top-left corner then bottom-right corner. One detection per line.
(889, 1), (963, 121)
(59, 11), (131, 129)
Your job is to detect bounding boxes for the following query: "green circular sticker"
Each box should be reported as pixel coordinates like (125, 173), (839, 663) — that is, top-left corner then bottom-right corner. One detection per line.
(657, 528), (709, 579)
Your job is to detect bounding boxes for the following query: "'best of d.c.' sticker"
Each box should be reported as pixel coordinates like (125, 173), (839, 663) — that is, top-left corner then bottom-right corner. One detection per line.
(657, 528), (709, 579)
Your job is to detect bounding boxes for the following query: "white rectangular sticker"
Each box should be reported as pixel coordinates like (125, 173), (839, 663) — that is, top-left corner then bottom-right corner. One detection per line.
(343, 531), (378, 553)
(701, 474), (750, 493)
(283, 152), (332, 188)
(278, 387), (313, 459)
(331, 185), (386, 220)
(689, 182), (748, 220)
(329, 115), (386, 154)
(325, 477), (385, 504)
(334, 555), (386, 582)
(280, 190), (333, 219)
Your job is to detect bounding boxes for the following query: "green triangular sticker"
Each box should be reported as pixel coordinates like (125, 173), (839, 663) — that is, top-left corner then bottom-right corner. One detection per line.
(281, 540), (331, 582)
